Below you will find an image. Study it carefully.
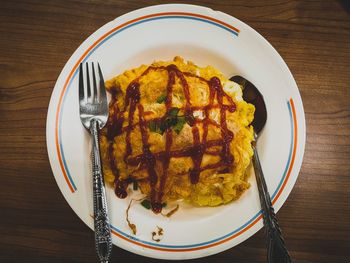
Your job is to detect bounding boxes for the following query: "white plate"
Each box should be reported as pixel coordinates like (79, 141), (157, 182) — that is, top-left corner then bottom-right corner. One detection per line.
(46, 4), (305, 260)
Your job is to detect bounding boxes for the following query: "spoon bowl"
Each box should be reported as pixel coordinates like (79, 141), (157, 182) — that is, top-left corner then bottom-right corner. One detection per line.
(230, 76), (267, 136)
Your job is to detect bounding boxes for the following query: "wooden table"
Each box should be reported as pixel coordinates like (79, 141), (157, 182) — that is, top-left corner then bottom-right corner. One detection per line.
(1, 0), (349, 262)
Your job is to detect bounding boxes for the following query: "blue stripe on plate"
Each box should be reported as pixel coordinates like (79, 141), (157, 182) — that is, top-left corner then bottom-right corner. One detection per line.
(57, 15), (293, 249)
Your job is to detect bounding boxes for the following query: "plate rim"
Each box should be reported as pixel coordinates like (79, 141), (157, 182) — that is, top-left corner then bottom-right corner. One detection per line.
(46, 3), (306, 260)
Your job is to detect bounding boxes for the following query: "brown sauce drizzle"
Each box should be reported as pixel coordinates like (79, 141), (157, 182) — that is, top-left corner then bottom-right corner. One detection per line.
(106, 64), (236, 213)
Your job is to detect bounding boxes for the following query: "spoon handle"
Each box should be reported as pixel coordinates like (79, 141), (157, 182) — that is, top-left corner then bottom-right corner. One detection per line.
(252, 145), (291, 263)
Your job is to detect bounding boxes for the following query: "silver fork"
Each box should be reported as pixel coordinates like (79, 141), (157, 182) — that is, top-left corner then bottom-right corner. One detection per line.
(79, 62), (112, 263)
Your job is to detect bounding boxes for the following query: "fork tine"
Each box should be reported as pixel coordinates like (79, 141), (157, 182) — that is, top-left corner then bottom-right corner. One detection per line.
(79, 62), (109, 131)
(98, 63), (107, 105)
(79, 63), (84, 101)
(92, 62), (98, 103)
(97, 63), (105, 84)
(86, 63), (91, 99)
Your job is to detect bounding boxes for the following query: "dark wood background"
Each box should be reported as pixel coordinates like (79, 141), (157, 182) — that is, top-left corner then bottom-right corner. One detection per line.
(1, 0), (349, 262)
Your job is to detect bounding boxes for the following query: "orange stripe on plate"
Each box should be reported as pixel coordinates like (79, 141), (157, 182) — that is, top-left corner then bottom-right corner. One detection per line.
(55, 95), (75, 193)
(111, 214), (262, 252)
(272, 99), (298, 205)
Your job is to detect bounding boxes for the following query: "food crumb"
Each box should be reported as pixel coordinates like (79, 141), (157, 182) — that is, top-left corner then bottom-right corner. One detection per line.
(126, 199), (137, 235)
(151, 226), (164, 242)
(162, 204), (179, 217)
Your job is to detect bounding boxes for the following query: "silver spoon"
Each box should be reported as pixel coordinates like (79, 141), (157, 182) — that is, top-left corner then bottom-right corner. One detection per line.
(230, 76), (292, 263)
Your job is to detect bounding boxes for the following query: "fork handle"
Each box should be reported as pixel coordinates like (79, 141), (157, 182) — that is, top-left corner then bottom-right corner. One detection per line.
(90, 120), (112, 263)
(252, 145), (291, 263)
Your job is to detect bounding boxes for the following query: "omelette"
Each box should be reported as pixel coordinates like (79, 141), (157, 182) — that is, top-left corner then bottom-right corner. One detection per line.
(100, 56), (255, 213)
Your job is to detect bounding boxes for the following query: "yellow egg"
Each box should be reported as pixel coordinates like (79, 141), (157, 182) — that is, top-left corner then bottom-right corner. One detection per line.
(100, 57), (255, 207)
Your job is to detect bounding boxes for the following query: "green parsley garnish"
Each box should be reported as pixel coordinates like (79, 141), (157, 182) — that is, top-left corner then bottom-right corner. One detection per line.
(148, 120), (158, 132)
(141, 199), (151, 210)
(149, 120), (165, 135)
(173, 116), (186, 134)
(168, 107), (180, 117)
(156, 93), (167, 103)
(148, 107), (186, 134)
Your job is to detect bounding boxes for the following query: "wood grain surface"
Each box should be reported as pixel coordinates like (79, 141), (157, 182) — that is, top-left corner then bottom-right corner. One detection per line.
(1, 0), (349, 262)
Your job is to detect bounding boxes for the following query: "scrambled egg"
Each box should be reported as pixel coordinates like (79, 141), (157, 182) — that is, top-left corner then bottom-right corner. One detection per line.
(100, 57), (255, 207)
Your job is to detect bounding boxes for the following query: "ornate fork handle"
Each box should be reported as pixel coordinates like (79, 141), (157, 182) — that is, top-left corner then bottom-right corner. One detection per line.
(90, 119), (112, 263)
(252, 144), (292, 263)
